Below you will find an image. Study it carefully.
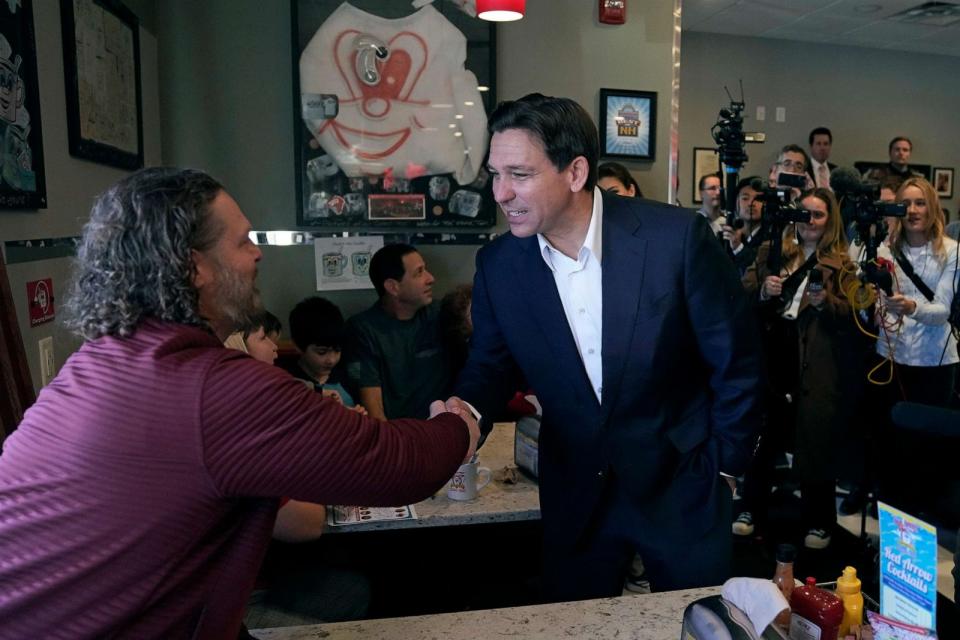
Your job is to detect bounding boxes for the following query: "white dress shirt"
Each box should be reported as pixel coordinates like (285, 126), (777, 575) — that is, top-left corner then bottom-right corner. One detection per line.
(537, 187), (604, 403)
(877, 238), (959, 366)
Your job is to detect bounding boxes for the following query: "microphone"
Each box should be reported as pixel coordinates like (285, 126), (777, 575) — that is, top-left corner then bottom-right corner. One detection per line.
(829, 166), (871, 198)
(891, 402), (960, 439)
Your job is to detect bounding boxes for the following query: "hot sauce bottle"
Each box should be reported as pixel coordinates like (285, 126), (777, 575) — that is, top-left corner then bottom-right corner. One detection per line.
(772, 543), (796, 628)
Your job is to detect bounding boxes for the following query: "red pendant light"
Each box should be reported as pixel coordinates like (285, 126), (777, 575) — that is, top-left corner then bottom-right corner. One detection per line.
(476, 0), (525, 22)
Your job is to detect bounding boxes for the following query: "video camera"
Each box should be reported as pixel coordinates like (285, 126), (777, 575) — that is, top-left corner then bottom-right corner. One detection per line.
(710, 82), (764, 216)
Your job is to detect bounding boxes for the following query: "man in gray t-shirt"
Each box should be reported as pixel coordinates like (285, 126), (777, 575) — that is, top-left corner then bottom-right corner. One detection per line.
(345, 244), (451, 419)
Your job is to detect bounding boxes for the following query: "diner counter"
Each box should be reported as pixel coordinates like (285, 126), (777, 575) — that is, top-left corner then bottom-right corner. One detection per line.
(252, 586), (720, 639)
(326, 422), (540, 533)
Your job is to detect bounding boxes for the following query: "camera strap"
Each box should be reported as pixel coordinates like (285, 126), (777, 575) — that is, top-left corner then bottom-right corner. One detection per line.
(892, 251), (935, 302)
(778, 252), (819, 304)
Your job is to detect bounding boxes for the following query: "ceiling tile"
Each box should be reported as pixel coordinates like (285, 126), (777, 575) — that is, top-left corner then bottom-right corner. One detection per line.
(682, 0), (741, 29)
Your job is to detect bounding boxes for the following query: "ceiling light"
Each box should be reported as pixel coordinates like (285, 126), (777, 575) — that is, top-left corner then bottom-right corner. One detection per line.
(477, 0), (525, 22)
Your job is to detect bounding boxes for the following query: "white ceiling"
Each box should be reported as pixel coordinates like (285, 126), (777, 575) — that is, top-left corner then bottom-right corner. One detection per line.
(683, 0), (960, 57)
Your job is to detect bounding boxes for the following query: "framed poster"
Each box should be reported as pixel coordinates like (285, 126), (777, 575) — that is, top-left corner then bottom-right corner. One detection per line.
(599, 88), (656, 161)
(0, 0), (47, 209)
(933, 167), (953, 199)
(60, 0), (143, 170)
(292, 0), (497, 230)
(692, 147), (719, 204)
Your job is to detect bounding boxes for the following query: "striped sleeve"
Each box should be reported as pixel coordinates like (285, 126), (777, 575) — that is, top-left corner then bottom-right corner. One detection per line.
(199, 352), (469, 506)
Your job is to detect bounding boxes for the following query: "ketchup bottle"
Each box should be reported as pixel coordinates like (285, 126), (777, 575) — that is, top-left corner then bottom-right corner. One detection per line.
(789, 576), (843, 640)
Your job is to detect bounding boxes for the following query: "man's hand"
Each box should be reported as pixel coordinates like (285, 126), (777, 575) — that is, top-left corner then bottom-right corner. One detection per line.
(429, 397), (480, 462)
(721, 224), (743, 251)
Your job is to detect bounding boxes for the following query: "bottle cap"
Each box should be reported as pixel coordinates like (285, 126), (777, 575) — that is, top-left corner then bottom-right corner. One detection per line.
(776, 543), (797, 563)
(836, 566), (861, 593)
(805, 576), (817, 586)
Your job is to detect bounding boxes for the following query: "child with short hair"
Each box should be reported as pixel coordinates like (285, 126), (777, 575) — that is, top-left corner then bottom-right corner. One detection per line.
(285, 297), (358, 408)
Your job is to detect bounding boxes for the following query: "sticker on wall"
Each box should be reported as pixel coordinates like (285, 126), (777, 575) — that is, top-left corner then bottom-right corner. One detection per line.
(314, 235), (384, 291)
(26, 277), (54, 326)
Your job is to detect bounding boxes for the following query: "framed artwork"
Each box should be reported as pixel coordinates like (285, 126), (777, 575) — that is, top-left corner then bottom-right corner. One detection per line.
(292, 0), (497, 230)
(0, 0), (47, 209)
(692, 147), (720, 204)
(599, 88), (656, 161)
(60, 0), (143, 170)
(933, 167), (953, 199)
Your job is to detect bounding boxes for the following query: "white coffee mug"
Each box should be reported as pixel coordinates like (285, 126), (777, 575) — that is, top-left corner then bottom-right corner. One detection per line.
(447, 460), (491, 501)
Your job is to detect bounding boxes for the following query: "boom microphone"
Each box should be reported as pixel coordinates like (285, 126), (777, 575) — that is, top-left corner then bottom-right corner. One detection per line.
(830, 166), (871, 198)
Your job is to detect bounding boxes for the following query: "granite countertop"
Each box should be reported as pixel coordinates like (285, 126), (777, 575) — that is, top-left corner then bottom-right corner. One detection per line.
(252, 586), (721, 639)
(326, 422), (540, 534)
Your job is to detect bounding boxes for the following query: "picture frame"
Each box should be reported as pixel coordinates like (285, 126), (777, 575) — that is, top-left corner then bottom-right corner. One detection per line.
(0, 0), (47, 209)
(599, 88), (656, 161)
(933, 167), (954, 199)
(291, 0), (497, 230)
(692, 147), (720, 205)
(60, 0), (143, 170)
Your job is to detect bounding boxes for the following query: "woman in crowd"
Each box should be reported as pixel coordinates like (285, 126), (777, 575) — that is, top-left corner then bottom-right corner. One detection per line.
(874, 176), (959, 513)
(721, 176), (766, 277)
(598, 161), (643, 198)
(735, 188), (858, 549)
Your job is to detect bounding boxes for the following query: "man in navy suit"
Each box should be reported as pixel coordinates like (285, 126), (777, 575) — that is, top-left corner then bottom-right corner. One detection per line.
(452, 94), (762, 601)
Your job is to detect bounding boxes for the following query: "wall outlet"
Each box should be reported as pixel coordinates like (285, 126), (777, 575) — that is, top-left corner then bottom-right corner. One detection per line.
(756, 106), (766, 121)
(39, 337), (55, 386)
(775, 107), (786, 123)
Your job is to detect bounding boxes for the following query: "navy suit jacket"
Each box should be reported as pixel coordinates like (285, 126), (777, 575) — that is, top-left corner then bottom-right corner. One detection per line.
(455, 191), (762, 550)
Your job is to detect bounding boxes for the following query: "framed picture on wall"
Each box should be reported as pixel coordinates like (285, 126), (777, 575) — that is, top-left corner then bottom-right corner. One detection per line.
(60, 0), (144, 170)
(599, 88), (656, 161)
(292, 0), (497, 230)
(0, 0), (47, 209)
(933, 167), (953, 199)
(692, 147), (720, 204)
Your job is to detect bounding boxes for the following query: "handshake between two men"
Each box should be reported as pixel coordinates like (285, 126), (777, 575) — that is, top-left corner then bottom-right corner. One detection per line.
(429, 396), (481, 463)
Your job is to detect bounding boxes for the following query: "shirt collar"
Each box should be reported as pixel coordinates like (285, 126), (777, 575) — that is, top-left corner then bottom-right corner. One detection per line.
(537, 186), (604, 269)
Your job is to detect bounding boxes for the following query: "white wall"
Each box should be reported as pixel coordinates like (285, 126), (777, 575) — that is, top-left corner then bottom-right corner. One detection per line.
(678, 32), (960, 217)
(1, 0), (162, 391)
(495, 0), (676, 200)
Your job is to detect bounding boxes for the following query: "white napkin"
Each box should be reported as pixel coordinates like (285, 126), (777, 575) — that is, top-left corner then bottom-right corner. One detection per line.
(721, 577), (790, 637)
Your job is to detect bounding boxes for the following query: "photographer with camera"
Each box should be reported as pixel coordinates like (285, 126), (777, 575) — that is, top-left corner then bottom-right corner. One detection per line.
(734, 188), (858, 549)
(722, 176), (765, 276)
(768, 145), (815, 201)
(872, 176), (959, 516)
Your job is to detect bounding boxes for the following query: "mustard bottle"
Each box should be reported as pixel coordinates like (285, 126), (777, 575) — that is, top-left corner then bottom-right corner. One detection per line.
(836, 566), (863, 637)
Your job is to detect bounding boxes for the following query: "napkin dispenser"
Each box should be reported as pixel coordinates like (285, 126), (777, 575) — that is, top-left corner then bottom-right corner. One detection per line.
(514, 415), (540, 480)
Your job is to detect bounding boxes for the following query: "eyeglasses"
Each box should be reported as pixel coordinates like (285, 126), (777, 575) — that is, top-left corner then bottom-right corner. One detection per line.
(777, 159), (806, 173)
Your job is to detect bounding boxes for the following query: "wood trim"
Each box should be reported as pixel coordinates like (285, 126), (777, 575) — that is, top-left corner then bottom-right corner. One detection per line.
(0, 250), (35, 441)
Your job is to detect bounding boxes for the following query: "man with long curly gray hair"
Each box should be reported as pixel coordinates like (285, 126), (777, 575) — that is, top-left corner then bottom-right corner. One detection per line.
(0, 167), (479, 639)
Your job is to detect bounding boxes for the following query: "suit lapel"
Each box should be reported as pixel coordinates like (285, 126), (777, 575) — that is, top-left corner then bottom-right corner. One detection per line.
(600, 195), (647, 424)
(513, 235), (598, 408)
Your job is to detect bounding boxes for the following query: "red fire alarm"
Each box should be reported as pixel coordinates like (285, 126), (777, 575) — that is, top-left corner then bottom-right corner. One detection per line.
(26, 278), (55, 326)
(599, 0), (626, 24)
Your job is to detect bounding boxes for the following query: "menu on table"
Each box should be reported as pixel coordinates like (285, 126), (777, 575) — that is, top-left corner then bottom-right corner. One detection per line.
(327, 505), (418, 526)
(878, 501), (937, 630)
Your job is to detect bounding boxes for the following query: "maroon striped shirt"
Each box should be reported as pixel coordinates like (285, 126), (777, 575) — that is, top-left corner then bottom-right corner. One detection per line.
(0, 320), (468, 639)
